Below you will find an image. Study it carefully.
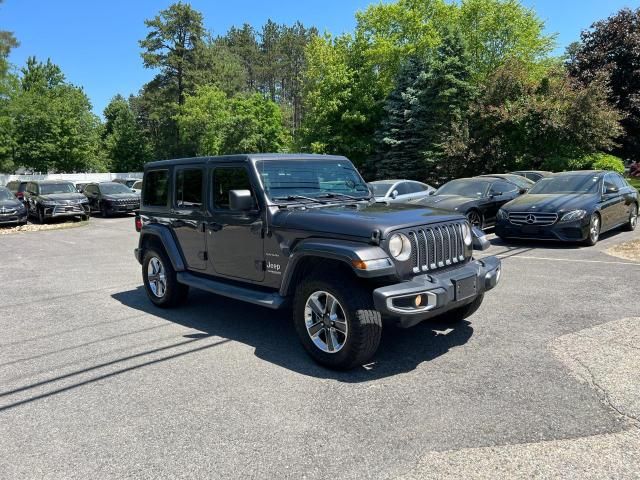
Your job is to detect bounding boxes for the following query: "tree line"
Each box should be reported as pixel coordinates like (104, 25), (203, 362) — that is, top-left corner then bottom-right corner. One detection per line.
(0, 0), (638, 182)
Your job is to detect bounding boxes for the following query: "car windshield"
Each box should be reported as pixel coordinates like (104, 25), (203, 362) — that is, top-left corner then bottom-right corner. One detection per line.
(500, 175), (534, 189)
(0, 188), (14, 200)
(370, 182), (395, 196)
(100, 183), (133, 194)
(40, 183), (76, 195)
(256, 159), (371, 201)
(125, 180), (137, 188)
(435, 179), (490, 198)
(528, 175), (600, 194)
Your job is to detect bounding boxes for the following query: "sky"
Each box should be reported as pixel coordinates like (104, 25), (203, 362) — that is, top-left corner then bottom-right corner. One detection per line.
(3, 0), (640, 116)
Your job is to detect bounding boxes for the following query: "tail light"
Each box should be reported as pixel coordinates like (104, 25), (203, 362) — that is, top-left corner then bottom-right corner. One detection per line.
(135, 215), (142, 232)
(16, 192), (24, 199)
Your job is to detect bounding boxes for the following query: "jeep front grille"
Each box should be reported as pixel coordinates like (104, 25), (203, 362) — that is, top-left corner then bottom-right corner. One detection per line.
(406, 222), (468, 273)
(508, 212), (558, 226)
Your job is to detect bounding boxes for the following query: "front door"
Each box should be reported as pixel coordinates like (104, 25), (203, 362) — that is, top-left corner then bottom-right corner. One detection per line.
(207, 165), (264, 282)
(171, 166), (207, 271)
(601, 174), (625, 229)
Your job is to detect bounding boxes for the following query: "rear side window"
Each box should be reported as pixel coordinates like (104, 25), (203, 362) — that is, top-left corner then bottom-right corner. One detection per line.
(212, 167), (253, 210)
(175, 168), (203, 209)
(491, 181), (518, 194)
(612, 174), (627, 189)
(394, 183), (410, 195)
(143, 170), (169, 207)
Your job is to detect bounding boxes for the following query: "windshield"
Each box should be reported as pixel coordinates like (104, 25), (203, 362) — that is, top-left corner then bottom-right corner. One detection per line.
(528, 175), (600, 194)
(0, 188), (14, 201)
(256, 159), (370, 201)
(499, 175), (534, 189)
(101, 183), (133, 194)
(370, 182), (394, 196)
(435, 179), (490, 198)
(125, 180), (137, 188)
(40, 183), (76, 195)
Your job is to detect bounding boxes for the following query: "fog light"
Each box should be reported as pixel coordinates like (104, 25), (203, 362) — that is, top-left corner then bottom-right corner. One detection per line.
(414, 295), (423, 307)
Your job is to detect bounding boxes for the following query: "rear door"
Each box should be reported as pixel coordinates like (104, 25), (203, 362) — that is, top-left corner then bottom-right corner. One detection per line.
(601, 174), (625, 228)
(206, 164), (265, 282)
(171, 166), (207, 271)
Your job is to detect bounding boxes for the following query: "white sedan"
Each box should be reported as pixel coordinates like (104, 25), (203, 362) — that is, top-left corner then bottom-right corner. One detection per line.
(370, 179), (435, 203)
(130, 180), (143, 196)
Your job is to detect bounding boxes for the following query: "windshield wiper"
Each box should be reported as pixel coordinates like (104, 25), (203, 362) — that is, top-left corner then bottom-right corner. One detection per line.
(317, 192), (369, 201)
(272, 195), (328, 204)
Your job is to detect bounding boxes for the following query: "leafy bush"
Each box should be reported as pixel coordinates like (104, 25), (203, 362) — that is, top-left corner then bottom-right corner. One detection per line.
(588, 153), (625, 173)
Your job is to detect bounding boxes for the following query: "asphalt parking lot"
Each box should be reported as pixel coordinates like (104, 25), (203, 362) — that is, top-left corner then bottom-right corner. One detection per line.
(1, 217), (639, 479)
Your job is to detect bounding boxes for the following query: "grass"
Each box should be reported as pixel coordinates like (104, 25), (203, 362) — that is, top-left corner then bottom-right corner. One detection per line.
(628, 177), (640, 192)
(607, 239), (640, 262)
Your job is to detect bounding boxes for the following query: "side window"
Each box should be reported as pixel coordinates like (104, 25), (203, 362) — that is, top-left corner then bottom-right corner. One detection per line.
(603, 174), (617, 192)
(212, 167), (254, 210)
(394, 183), (410, 195)
(407, 182), (427, 193)
(613, 174), (627, 190)
(175, 168), (203, 209)
(143, 169), (169, 207)
(491, 181), (517, 194)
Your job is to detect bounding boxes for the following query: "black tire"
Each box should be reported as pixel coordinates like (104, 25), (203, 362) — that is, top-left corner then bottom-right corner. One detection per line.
(583, 212), (601, 246)
(466, 209), (483, 230)
(37, 207), (46, 224)
(435, 294), (484, 325)
(81, 214), (89, 222)
(100, 203), (109, 218)
(293, 273), (382, 370)
(624, 203), (638, 231)
(142, 247), (189, 308)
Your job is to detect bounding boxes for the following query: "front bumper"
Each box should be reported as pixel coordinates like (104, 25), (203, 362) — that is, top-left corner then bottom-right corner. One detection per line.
(105, 202), (140, 214)
(42, 204), (90, 218)
(495, 218), (589, 242)
(0, 211), (27, 224)
(372, 256), (501, 328)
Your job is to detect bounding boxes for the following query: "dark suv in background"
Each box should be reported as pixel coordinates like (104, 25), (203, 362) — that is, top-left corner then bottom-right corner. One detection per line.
(5, 180), (28, 203)
(83, 182), (140, 217)
(0, 186), (27, 226)
(23, 180), (90, 223)
(134, 154), (501, 370)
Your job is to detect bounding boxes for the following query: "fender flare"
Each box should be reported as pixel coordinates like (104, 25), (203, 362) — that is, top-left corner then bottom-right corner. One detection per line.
(137, 224), (186, 272)
(279, 238), (394, 296)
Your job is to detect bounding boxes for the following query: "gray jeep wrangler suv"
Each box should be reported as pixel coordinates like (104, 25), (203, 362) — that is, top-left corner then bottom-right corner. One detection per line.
(134, 154), (501, 369)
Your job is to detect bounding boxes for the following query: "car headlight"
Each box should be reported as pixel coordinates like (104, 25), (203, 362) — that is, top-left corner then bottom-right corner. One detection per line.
(388, 233), (412, 261)
(496, 209), (508, 220)
(461, 222), (472, 246)
(560, 210), (587, 222)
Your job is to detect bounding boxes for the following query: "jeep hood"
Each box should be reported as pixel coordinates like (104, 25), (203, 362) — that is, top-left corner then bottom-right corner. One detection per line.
(39, 193), (86, 202)
(271, 202), (464, 239)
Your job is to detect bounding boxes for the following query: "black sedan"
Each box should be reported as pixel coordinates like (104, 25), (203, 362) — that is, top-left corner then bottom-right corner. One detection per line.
(495, 170), (638, 245)
(0, 186), (27, 226)
(511, 170), (553, 182)
(83, 182), (140, 217)
(409, 176), (532, 229)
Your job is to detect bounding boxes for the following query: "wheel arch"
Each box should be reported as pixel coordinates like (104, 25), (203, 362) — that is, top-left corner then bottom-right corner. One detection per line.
(138, 224), (186, 272)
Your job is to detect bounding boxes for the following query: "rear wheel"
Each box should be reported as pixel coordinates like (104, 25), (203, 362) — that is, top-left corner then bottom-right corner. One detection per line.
(293, 273), (382, 370)
(142, 248), (189, 308)
(624, 203), (638, 231)
(583, 212), (601, 246)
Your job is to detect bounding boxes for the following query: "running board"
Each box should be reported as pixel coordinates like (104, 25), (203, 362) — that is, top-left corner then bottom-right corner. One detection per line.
(176, 272), (287, 309)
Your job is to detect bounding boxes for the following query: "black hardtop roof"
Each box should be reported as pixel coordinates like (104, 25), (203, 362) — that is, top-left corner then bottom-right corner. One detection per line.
(144, 153), (349, 169)
(31, 179), (75, 184)
(553, 170), (606, 176)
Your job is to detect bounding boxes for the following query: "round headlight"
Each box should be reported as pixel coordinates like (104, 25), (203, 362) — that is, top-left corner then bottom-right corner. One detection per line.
(461, 222), (472, 246)
(388, 233), (412, 261)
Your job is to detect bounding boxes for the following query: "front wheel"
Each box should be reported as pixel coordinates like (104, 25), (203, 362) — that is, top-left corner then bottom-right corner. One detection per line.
(466, 210), (483, 230)
(37, 207), (46, 224)
(624, 203), (638, 231)
(293, 274), (382, 370)
(142, 248), (189, 308)
(583, 212), (601, 246)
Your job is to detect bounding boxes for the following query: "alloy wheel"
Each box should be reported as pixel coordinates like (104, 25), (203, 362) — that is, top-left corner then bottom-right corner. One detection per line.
(590, 214), (600, 243)
(304, 291), (348, 353)
(631, 205), (638, 229)
(147, 256), (167, 298)
(467, 211), (482, 229)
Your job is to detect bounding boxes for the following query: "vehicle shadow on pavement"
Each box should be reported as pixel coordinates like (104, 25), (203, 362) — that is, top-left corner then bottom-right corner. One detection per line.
(489, 229), (624, 251)
(111, 287), (474, 382)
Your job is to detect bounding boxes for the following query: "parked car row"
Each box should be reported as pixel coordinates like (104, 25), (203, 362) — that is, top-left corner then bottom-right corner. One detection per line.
(2, 179), (141, 225)
(373, 170), (637, 246)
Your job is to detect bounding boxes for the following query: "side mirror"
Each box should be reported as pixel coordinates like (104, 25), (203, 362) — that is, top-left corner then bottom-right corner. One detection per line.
(229, 189), (254, 211)
(472, 226), (490, 251)
(391, 190), (399, 199)
(519, 188), (528, 194)
(604, 186), (618, 195)
(428, 190), (435, 196)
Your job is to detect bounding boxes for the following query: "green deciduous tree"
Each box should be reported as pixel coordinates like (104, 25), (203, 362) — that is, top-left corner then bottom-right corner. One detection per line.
(103, 95), (152, 172)
(176, 85), (290, 156)
(568, 7), (640, 161)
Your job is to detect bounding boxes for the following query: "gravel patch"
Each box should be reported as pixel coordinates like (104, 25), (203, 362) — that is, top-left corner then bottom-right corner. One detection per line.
(0, 220), (88, 235)
(606, 239), (640, 262)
